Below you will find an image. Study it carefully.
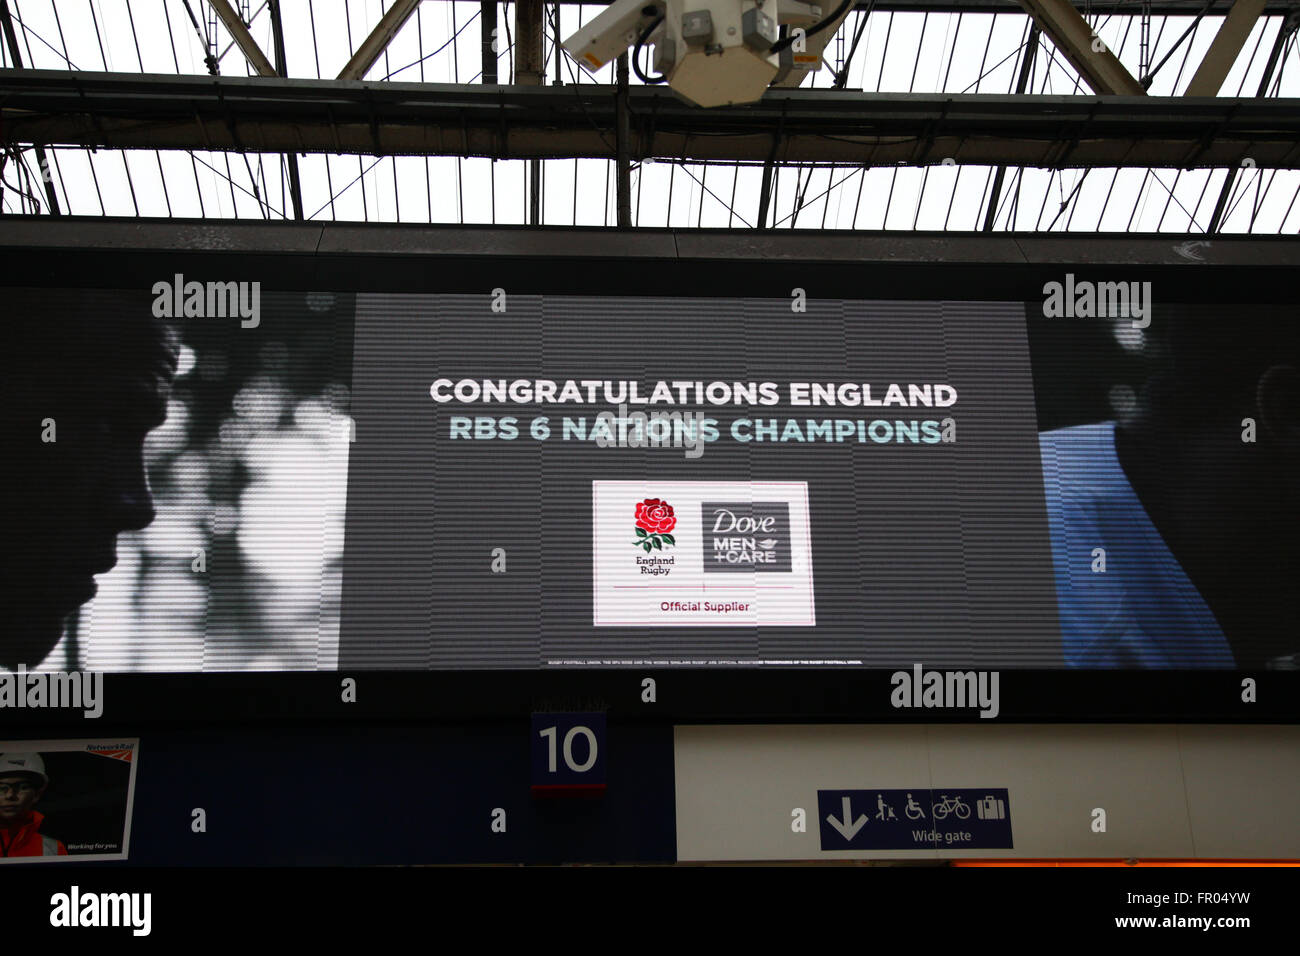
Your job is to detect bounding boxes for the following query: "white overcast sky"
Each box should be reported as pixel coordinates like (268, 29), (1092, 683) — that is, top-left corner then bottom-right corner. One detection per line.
(2, 0), (1298, 231)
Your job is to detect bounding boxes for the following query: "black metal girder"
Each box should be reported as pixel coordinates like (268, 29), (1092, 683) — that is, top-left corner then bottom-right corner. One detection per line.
(453, 0), (1300, 12)
(4, 70), (1300, 168)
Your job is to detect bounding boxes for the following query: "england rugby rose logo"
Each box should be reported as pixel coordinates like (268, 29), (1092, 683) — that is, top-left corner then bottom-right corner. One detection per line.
(633, 497), (676, 552)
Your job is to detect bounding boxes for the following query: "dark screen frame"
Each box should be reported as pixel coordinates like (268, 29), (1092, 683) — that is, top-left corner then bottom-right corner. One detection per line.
(3, 217), (1297, 727)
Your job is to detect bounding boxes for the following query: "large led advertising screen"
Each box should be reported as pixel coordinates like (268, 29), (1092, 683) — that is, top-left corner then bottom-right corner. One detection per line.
(2, 228), (1296, 721)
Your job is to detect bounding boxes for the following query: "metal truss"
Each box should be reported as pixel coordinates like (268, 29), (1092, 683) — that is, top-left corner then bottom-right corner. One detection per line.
(4, 71), (1300, 169)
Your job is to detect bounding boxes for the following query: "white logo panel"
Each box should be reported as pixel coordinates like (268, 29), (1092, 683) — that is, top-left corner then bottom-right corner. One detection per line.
(592, 481), (815, 627)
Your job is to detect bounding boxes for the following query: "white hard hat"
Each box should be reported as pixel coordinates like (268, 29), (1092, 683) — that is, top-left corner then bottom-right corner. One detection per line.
(0, 753), (47, 785)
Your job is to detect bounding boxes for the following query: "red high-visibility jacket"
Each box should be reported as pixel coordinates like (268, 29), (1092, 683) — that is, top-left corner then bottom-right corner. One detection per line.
(0, 811), (68, 857)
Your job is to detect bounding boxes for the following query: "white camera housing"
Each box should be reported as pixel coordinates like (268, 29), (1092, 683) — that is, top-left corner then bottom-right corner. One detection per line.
(658, 0), (780, 107)
(563, 0), (666, 73)
(565, 0), (829, 107)
(770, 0), (848, 88)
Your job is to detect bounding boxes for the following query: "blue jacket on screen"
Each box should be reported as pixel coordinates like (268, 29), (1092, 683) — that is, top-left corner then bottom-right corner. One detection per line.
(1037, 421), (1233, 669)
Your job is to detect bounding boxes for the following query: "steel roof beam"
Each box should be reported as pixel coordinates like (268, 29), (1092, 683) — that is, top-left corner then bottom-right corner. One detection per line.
(428, 0), (1300, 13)
(1016, 0), (1147, 94)
(1207, 10), (1298, 229)
(0, 0), (60, 215)
(5, 71), (1300, 168)
(205, 0), (277, 77)
(337, 0), (422, 81)
(269, 0), (303, 220)
(1185, 0), (1269, 95)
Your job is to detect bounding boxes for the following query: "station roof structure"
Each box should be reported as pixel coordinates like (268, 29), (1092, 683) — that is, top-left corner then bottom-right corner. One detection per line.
(2, 0), (1299, 232)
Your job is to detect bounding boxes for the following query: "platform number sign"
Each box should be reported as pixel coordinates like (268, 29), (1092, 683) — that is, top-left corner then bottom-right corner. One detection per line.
(531, 713), (606, 796)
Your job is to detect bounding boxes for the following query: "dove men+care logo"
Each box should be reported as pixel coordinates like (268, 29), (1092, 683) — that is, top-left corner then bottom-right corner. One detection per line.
(702, 502), (792, 572)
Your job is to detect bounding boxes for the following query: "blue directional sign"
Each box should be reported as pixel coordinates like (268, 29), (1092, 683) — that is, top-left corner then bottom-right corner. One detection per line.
(531, 713), (607, 795)
(817, 789), (1012, 851)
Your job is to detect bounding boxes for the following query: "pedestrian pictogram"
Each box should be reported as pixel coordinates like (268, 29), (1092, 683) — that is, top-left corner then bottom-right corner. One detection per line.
(875, 793), (897, 821)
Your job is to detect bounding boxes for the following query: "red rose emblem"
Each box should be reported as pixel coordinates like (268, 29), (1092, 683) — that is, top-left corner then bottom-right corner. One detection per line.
(635, 498), (676, 535)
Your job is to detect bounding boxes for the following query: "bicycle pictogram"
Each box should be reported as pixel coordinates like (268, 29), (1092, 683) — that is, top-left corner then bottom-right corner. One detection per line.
(931, 794), (971, 820)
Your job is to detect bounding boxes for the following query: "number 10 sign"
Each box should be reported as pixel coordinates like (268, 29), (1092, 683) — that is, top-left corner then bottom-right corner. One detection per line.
(530, 713), (607, 796)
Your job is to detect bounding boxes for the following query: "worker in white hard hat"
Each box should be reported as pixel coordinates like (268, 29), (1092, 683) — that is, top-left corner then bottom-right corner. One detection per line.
(0, 752), (67, 858)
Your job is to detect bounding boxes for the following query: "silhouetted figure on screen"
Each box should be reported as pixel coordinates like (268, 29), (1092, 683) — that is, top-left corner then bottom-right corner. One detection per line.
(1040, 309), (1299, 668)
(0, 295), (177, 670)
